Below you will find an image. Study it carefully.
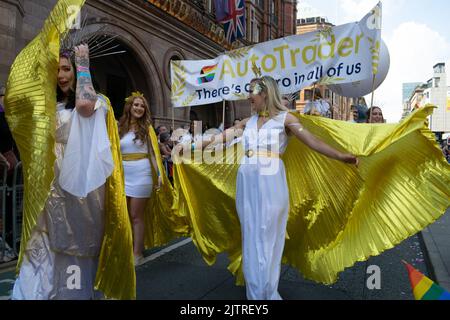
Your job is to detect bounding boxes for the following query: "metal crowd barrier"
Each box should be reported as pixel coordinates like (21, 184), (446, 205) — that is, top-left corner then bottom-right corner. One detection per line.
(0, 162), (7, 261)
(12, 162), (23, 256)
(0, 161), (23, 262)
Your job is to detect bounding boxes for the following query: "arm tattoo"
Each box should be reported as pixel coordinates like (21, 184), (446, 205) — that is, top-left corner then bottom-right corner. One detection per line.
(77, 76), (92, 86)
(76, 67), (97, 103)
(75, 56), (90, 68)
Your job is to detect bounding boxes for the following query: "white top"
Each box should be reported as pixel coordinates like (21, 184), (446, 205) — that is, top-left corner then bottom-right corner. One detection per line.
(120, 131), (148, 154)
(242, 111), (289, 156)
(304, 99), (331, 117)
(58, 96), (114, 198)
(120, 132), (153, 198)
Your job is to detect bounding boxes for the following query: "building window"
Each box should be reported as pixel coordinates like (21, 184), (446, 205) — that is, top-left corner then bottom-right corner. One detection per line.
(324, 89), (330, 99)
(205, 0), (213, 12)
(257, 0), (264, 9)
(251, 10), (255, 42)
(271, 0), (278, 25)
(256, 25), (261, 43)
(434, 77), (441, 88)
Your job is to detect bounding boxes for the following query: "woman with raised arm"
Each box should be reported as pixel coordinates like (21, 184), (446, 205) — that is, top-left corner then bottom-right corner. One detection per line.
(175, 76), (357, 300)
(5, 1), (134, 299)
(172, 75), (449, 301)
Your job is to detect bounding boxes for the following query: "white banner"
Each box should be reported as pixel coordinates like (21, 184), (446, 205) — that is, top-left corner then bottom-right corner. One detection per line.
(171, 2), (382, 108)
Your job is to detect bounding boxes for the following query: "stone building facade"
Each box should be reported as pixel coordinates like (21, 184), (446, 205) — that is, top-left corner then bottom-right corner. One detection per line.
(0, 0), (297, 129)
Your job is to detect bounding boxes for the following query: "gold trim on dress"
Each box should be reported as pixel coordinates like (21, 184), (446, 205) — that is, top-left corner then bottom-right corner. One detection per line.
(122, 153), (148, 161)
(245, 149), (280, 158)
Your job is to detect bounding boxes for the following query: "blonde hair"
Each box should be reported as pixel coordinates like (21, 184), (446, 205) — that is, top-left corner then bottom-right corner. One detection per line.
(251, 76), (289, 117)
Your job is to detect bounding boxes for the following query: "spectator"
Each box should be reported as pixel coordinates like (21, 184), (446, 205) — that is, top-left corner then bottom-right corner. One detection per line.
(366, 106), (385, 123)
(0, 85), (17, 174)
(171, 127), (190, 145)
(0, 84), (18, 260)
(442, 137), (450, 163)
(159, 131), (173, 182)
(349, 104), (368, 123)
(155, 125), (168, 138)
(159, 131), (173, 159)
(303, 88), (331, 118)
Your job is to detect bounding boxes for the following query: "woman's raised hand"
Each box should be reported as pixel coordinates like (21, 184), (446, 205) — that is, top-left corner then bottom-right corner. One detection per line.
(74, 44), (90, 68)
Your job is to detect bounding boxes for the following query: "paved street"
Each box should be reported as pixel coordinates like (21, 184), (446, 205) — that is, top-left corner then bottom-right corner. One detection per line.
(134, 234), (430, 300)
(1, 211), (446, 300)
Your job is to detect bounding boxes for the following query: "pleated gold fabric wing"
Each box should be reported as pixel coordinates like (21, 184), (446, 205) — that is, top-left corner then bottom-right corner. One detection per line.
(283, 105), (449, 284)
(143, 126), (189, 249)
(4, 0), (86, 273)
(172, 143), (246, 284)
(95, 96), (136, 300)
(173, 105), (449, 285)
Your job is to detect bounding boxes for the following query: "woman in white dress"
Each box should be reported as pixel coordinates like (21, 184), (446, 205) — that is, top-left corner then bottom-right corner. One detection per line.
(119, 92), (160, 266)
(177, 76), (358, 300)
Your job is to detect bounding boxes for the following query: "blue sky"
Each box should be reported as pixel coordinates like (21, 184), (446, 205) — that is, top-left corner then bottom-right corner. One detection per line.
(297, 0), (450, 122)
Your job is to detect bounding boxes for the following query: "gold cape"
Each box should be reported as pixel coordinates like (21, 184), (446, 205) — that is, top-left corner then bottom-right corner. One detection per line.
(173, 106), (450, 285)
(144, 126), (189, 249)
(5, 0), (135, 299)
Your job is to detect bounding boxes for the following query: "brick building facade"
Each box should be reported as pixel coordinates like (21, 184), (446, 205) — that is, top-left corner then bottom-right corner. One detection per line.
(0, 0), (297, 128)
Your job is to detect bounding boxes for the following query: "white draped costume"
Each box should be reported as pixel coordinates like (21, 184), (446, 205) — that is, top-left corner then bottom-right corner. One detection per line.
(12, 96), (114, 300)
(236, 111), (289, 300)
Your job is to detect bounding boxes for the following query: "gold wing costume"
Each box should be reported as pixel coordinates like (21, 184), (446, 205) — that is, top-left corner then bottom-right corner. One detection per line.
(5, 0), (135, 299)
(144, 126), (189, 249)
(173, 106), (450, 285)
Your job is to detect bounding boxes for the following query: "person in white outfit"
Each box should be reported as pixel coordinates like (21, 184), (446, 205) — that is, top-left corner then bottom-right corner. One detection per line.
(118, 92), (160, 266)
(303, 88), (331, 118)
(175, 76), (359, 300)
(12, 44), (116, 299)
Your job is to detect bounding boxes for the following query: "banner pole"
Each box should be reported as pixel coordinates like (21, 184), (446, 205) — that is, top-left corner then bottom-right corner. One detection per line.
(312, 83), (316, 102)
(222, 99), (226, 131)
(172, 106), (175, 131)
(370, 74), (376, 108)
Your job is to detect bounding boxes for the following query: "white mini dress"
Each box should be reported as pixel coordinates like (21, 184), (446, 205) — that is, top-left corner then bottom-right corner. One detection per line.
(120, 132), (153, 198)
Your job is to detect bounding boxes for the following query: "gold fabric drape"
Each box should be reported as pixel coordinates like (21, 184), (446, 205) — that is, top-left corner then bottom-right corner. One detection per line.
(96, 97), (135, 299)
(5, 0), (86, 275)
(144, 126), (189, 249)
(5, 0), (136, 299)
(173, 106), (450, 285)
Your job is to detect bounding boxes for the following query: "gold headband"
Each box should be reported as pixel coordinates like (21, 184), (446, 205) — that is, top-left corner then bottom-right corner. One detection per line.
(125, 91), (144, 103)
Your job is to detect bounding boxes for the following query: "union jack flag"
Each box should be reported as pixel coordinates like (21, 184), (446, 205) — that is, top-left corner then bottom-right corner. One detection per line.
(215, 0), (246, 43)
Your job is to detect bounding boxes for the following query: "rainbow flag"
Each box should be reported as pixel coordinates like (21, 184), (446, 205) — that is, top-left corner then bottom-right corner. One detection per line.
(403, 261), (450, 300)
(198, 64), (218, 84)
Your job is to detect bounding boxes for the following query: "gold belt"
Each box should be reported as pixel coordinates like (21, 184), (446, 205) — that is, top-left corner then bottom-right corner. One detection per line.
(122, 153), (148, 161)
(245, 149), (280, 158)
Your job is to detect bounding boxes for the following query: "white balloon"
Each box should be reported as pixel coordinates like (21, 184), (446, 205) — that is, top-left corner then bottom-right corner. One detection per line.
(328, 40), (390, 98)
